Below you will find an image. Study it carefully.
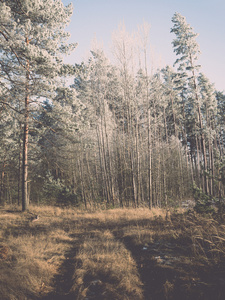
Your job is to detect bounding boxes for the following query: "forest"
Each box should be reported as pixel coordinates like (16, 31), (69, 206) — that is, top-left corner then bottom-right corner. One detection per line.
(2, 2), (225, 300)
(0, 0), (225, 212)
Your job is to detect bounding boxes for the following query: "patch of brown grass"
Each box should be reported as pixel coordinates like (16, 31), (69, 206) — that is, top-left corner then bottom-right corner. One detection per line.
(116, 210), (225, 299)
(1, 205), (225, 300)
(0, 205), (77, 299)
(71, 229), (143, 300)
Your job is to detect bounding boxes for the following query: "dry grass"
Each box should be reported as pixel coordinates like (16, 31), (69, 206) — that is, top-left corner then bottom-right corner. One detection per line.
(116, 210), (225, 299)
(1, 205), (225, 300)
(72, 230), (143, 299)
(0, 205), (77, 300)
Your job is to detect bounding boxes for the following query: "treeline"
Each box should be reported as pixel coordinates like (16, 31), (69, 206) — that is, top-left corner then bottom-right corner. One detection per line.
(0, 4), (224, 210)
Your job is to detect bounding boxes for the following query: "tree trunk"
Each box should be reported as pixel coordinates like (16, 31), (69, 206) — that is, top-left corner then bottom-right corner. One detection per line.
(148, 109), (152, 209)
(22, 39), (30, 211)
(78, 157), (87, 209)
(102, 99), (115, 205)
(0, 162), (5, 206)
(191, 59), (209, 194)
(18, 143), (22, 206)
(22, 94), (29, 211)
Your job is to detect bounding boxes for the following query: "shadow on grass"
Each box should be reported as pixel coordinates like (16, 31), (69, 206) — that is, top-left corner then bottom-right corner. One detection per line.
(5, 208), (224, 300)
(113, 216), (225, 300)
(40, 232), (88, 300)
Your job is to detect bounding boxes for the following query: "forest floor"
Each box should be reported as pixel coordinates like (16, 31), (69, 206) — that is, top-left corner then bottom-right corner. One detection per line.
(1, 205), (225, 300)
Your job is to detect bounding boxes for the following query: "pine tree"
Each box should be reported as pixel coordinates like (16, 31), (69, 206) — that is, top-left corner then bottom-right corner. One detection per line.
(171, 12), (209, 194)
(0, 0), (75, 210)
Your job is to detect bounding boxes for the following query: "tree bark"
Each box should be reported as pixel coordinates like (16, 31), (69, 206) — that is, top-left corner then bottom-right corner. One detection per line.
(22, 92), (29, 211)
(22, 38), (30, 211)
(0, 162), (5, 206)
(148, 109), (152, 209)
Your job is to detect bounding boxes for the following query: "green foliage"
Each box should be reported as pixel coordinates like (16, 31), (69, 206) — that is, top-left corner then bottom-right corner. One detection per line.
(43, 173), (79, 207)
(219, 162), (225, 187)
(57, 186), (79, 207)
(192, 183), (214, 214)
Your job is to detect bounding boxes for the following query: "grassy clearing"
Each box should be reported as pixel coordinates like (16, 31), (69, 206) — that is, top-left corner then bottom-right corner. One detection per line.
(0, 205), (78, 299)
(117, 210), (225, 299)
(1, 205), (225, 299)
(72, 230), (143, 299)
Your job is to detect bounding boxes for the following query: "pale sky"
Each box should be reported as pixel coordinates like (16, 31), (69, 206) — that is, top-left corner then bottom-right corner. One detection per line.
(62, 0), (225, 91)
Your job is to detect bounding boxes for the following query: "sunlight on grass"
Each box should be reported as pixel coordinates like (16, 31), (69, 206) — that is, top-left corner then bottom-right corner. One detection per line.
(72, 229), (143, 299)
(1, 205), (225, 299)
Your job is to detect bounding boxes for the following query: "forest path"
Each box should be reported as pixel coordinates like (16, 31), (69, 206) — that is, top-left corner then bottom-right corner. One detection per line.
(40, 214), (225, 300)
(40, 233), (81, 300)
(40, 217), (145, 300)
(2, 208), (225, 300)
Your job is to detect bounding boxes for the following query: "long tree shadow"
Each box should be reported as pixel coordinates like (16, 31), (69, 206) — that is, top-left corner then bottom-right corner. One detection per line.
(36, 213), (225, 300)
(113, 217), (225, 300)
(40, 234), (82, 300)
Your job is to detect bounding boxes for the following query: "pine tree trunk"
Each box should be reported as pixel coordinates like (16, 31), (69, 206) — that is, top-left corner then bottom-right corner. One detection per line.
(0, 162), (5, 206)
(191, 61), (209, 194)
(148, 109), (152, 209)
(22, 95), (29, 211)
(100, 119), (112, 204)
(162, 144), (168, 207)
(18, 142), (22, 206)
(102, 100), (115, 205)
(22, 38), (30, 211)
(198, 105), (209, 194)
(136, 119), (141, 205)
(116, 142), (124, 207)
(78, 157), (87, 209)
(96, 125), (110, 203)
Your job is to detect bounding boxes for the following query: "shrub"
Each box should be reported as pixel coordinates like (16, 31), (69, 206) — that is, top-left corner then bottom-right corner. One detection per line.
(192, 183), (214, 214)
(42, 173), (80, 207)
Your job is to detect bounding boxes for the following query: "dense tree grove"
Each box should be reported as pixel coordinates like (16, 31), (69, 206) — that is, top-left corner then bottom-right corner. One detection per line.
(0, 4), (224, 210)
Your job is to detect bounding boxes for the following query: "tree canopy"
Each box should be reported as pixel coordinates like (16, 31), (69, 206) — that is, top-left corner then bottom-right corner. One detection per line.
(0, 8), (224, 211)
